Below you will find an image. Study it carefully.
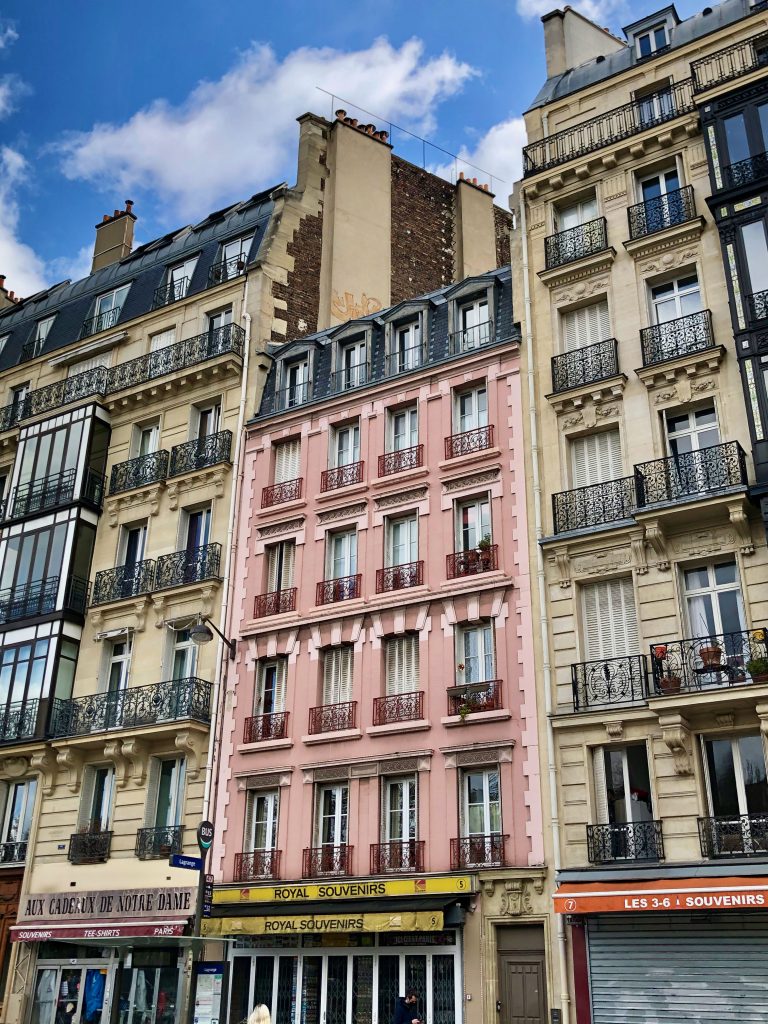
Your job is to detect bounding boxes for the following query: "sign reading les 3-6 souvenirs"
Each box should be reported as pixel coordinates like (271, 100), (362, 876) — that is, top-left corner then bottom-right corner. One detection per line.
(555, 877), (768, 914)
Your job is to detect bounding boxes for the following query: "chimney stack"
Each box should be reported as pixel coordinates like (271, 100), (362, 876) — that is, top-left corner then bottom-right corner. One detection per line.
(91, 200), (136, 273)
(0, 274), (18, 310)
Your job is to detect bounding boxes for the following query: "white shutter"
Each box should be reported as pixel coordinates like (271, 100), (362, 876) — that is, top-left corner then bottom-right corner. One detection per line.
(562, 301), (610, 351)
(582, 578), (639, 660)
(143, 758), (162, 827)
(243, 792), (255, 852)
(571, 429), (622, 487)
(78, 768), (97, 830)
(151, 328), (176, 351)
(274, 661), (287, 713)
(386, 636), (419, 695)
(267, 542), (295, 591)
(323, 647), (352, 704)
(275, 440), (300, 483)
(68, 352), (111, 377)
(267, 547), (279, 593)
(593, 746), (610, 825)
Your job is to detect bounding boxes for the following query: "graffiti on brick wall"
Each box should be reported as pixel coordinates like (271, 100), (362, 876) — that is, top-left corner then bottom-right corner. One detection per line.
(331, 290), (383, 321)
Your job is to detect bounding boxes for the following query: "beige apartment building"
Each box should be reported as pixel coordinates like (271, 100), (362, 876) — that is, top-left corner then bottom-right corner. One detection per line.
(515, 2), (768, 1021)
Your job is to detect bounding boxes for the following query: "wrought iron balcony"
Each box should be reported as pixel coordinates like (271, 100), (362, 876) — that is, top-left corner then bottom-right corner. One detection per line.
(208, 255), (247, 286)
(0, 576), (89, 624)
(627, 185), (696, 239)
(169, 430), (232, 477)
(691, 31), (768, 93)
(444, 425), (494, 459)
(0, 841), (27, 863)
(523, 79), (695, 174)
(20, 338), (45, 363)
(551, 339), (619, 394)
(572, 656), (649, 711)
(586, 821), (664, 863)
(135, 825), (183, 860)
(253, 588), (297, 618)
(385, 344), (424, 375)
(331, 363), (368, 392)
(372, 691), (424, 726)
(9, 467), (105, 520)
(243, 712), (289, 743)
(51, 676), (212, 737)
(154, 542), (221, 590)
(552, 477), (637, 534)
(449, 319), (493, 353)
(302, 845), (352, 877)
(0, 699), (39, 743)
(724, 151), (768, 190)
(446, 545), (499, 578)
(69, 830), (112, 864)
(635, 441), (747, 506)
(376, 561), (424, 593)
(153, 278), (189, 309)
(545, 218), (608, 269)
(234, 849), (281, 882)
(316, 574), (362, 605)
(447, 679), (503, 717)
(320, 461), (364, 491)
(275, 381), (310, 410)
(0, 402), (21, 433)
(450, 834), (507, 869)
(650, 626), (768, 695)
(747, 289), (768, 322)
(640, 309), (714, 366)
(91, 559), (156, 606)
(698, 814), (768, 858)
(308, 700), (357, 735)
(370, 840), (425, 874)
(81, 306), (122, 339)
(261, 478), (303, 507)
(109, 451), (169, 495)
(378, 445), (424, 477)
(22, 366), (108, 420)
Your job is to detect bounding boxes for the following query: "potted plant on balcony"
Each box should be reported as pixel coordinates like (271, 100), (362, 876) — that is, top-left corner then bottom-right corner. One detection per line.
(699, 640), (723, 669)
(653, 645), (681, 694)
(476, 533), (494, 571)
(659, 673), (682, 695)
(746, 656), (768, 683)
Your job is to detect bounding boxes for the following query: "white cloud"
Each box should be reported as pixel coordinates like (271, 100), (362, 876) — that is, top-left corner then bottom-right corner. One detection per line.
(56, 38), (476, 222)
(46, 245), (93, 286)
(433, 116), (527, 209)
(0, 20), (17, 51)
(0, 147), (48, 297)
(0, 74), (30, 119)
(516, 0), (626, 24)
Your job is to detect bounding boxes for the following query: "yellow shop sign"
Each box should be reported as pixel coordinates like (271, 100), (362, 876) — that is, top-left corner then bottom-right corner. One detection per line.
(213, 875), (473, 905)
(202, 910), (444, 936)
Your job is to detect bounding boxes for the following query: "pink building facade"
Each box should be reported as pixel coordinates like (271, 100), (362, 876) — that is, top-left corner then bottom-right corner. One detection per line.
(209, 267), (546, 1024)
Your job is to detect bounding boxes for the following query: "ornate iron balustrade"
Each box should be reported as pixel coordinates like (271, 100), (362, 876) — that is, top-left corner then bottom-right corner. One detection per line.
(261, 478), (303, 507)
(450, 834), (507, 869)
(586, 821), (664, 863)
(169, 430), (232, 477)
(544, 218), (608, 269)
(253, 588), (297, 618)
(627, 185), (696, 239)
(135, 825), (183, 860)
(0, 841), (27, 863)
(81, 306), (122, 339)
(385, 344), (424, 375)
(243, 712), (289, 743)
(0, 699), (39, 743)
(0, 402), (21, 433)
(91, 559), (156, 606)
(640, 309), (714, 366)
(68, 830), (113, 864)
(376, 561), (424, 593)
(552, 477), (638, 534)
(523, 79), (695, 174)
(691, 31), (768, 93)
(153, 278), (189, 308)
(378, 445), (424, 477)
(22, 366), (108, 420)
(698, 814), (768, 858)
(747, 289), (768, 322)
(551, 339), (619, 394)
(650, 626), (768, 695)
(635, 441), (747, 506)
(51, 676), (212, 738)
(572, 656), (649, 711)
(372, 691), (424, 726)
(275, 381), (310, 409)
(9, 468), (105, 519)
(109, 451), (169, 495)
(446, 545), (499, 578)
(302, 845), (353, 877)
(370, 840), (425, 874)
(234, 849), (281, 881)
(155, 542), (221, 590)
(308, 700), (357, 735)
(320, 461), (364, 491)
(316, 575), (362, 604)
(331, 363), (368, 392)
(724, 151), (768, 190)
(449, 319), (493, 353)
(209, 255), (247, 286)
(444, 425), (494, 459)
(0, 577), (59, 623)
(447, 679), (503, 716)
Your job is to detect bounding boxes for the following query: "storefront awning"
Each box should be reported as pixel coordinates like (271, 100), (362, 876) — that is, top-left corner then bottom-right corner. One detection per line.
(554, 875), (768, 914)
(202, 909), (444, 937)
(11, 919), (189, 942)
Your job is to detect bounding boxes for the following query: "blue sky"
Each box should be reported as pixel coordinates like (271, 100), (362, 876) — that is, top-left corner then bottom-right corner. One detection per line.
(1, 0), (702, 296)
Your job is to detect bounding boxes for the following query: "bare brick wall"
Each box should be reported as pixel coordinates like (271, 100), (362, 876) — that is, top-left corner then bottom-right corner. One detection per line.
(273, 209), (324, 341)
(494, 206), (513, 268)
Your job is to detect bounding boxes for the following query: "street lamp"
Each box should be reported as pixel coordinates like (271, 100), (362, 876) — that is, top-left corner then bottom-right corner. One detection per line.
(189, 616), (237, 661)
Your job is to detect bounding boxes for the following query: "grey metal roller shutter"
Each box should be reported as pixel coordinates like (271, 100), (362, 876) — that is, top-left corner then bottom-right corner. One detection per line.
(588, 912), (768, 1023)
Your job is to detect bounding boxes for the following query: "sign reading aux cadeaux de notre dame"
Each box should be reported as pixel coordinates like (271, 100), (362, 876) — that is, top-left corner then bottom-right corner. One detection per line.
(20, 886), (197, 922)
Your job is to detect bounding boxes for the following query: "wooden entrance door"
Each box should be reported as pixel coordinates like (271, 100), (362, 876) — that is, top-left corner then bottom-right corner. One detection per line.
(498, 951), (547, 1024)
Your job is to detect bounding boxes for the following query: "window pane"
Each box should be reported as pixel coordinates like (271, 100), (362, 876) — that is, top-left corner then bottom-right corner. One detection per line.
(742, 221), (768, 294)
(739, 736), (768, 813)
(725, 113), (750, 166)
(706, 739), (740, 816)
(625, 745), (653, 820)
(604, 749), (627, 823)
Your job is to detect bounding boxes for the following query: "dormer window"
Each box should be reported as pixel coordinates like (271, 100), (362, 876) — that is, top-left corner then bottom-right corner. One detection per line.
(81, 285), (130, 339)
(210, 235), (254, 286)
(155, 255), (198, 308)
(334, 337), (367, 392)
(280, 357), (309, 409)
(636, 24), (667, 58)
(390, 319), (422, 374)
(24, 316), (55, 360)
(453, 296), (490, 353)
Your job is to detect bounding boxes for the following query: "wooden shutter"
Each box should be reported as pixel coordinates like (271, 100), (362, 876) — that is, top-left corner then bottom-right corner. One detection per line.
(571, 429), (622, 487)
(592, 747), (610, 824)
(582, 578), (640, 660)
(323, 647), (352, 704)
(562, 301), (610, 351)
(385, 635), (419, 695)
(275, 440), (300, 483)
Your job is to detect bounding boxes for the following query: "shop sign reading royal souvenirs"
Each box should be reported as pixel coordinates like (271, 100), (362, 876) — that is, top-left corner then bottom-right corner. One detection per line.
(214, 875), (473, 905)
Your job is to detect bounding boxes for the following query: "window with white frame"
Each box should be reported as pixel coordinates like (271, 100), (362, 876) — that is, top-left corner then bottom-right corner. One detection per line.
(31, 316), (55, 357)
(220, 235), (253, 276)
(454, 384), (488, 434)
(255, 659), (287, 716)
(330, 421), (360, 468)
(282, 357), (309, 408)
(0, 336), (8, 358)
(457, 621), (495, 684)
(326, 528), (357, 581)
(593, 744), (654, 826)
(390, 320), (422, 373)
(79, 766), (115, 832)
(119, 521), (148, 568)
(165, 256), (198, 300)
(461, 768), (501, 837)
(147, 757), (185, 829)
(702, 734), (768, 830)
(92, 285), (130, 329)
(386, 513), (418, 568)
(387, 405), (418, 453)
(274, 439), (300, 483)
(570, 429), (623, 487)
(456, 296), (490, 351)
(561, 300), (610, 353)
(385, 635), (419, 696)
(0, 779), (37, 856)
(455, 494), (491, 551)
(104, 636), (132, 694)
(555, 193), (598, 232)
(208, 307), (233, 335)
(133, 421), (160, 458)
(581, 578), (639, 664)
(193, 401), (221, 440)
(665, 405), (720, 457)
(682, 561), (746, 641)
(9, 383), (27, 418)
(266, 540), (295, 593)
(636, 81), (675, 127)
(322, 646), (353, 706)
(244, 789), (279, 853)
(337, 337), (367, 390)
(382, 775), (417, 844)
(170, 628), (198, 680)
(650, 274), (701, 325)
(634, 23), (668, 58)
(315, 783), (348, 847)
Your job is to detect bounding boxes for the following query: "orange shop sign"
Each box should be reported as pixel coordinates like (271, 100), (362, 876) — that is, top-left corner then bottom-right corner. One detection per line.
(554, 876), (768, 914)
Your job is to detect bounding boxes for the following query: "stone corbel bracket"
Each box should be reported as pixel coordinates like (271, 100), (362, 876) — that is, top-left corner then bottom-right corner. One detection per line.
(659, 713), (692, 775)
(121, 738), (149, 787)
(104, 739), (129, 789)
(175, 730), (206, 779)
(643, 518), (669, 571)
(727, 497), (754, 555)
(56, 748), (85, 793)
(30, 751), (56, 797)
(548, 545), (571, 588)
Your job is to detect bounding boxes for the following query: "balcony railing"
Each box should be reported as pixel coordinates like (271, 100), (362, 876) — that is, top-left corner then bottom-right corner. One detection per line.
(302, 845), (352, 878)
(22, 366), (108, 420)
(275, 381), (310, 410)
(316, 575), (362, 605)
(0, 576), (89, 624)
(545, 218), (608, 269)
(650, 626), (768, 695)
(446, 546), (499, 578)
(109, 451), (169, 495)
(135, 825), (183, 860)
(385, 345), (424, 375)
(51, 677), (212, 738)
(698, 814), (768, 858)
(444, 425), (494, 459)
(68, 830), (113, 864)
(370, 840), (425, 874)
(447, 679), (503, 717)
(572, 656), (649, 711)
(261, 478), (303, 507)
(208, 255), (247, 286)
(747, 289), (768, 322)
(0, 699), (39, 744)
(586, 821), (664, 863)
(523, 79), (695, 174)
(551, 339), (619, 394)
(372, 691), (424, 726)
(449, 319), (493, 353)
(19, 339), (44, 363)
(154, 542), (221, 590)
(635, 441), (747, 505)
(0, 402), (22, 433)
(331, 363), (368, 392)
(243, 712), (289, 743)
(378, 445), (424, 477)
(308, 700), (357, 735)
(376, 561), (424, 593)
(640, 310), (714, 366)
(253, 588), (297, 618)
(691, 31), (768, 93)
(169, 430), (232, 477)
(153, 278), (189, 308)
(724, 151), (768, 190)
(9, 468), (104, 519)
(81, 307), (122, 339)
(627, 186), (696, 239)
(0, 841), (27, 864)
(552, 477), (638, 534)
(320, 461), (364, 491)
(450, 834), (507, 869)
(91, 559), (156, 606)
(234, 849), (281, 882)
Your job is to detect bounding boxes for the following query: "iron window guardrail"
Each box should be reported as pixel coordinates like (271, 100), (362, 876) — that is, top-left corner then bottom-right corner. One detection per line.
(91, 559), (156, 606)
(154, 542), (222, 590)
(650, 625), (768, 695)
(544, 218), (608, 269)
(571, 655), (649, 710)
(586, 821), (664, 863)
(691, 31), (768, 93)
(109, 451), (170, 495)
(627, 185), (696, 239)
(640, 309), (714, 366)
(51, 677), (212, 737)
(551, 338), (619, 394)
(168, 430), (232, 477)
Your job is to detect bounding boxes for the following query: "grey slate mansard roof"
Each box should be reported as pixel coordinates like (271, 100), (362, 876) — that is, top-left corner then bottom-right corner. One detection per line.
(0, 186), (282, 373)
(528, 0), (755, 110)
